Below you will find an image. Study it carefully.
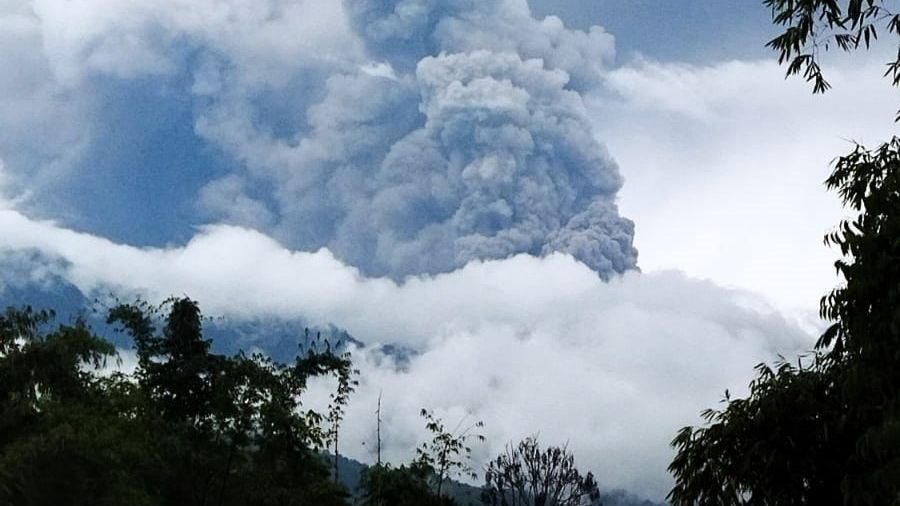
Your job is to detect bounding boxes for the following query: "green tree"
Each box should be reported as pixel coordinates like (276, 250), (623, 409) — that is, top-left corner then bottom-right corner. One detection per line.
(764, 0), (900, 97)
(416, 409), (486, 498)
(324, 349), (359, 482)
(818, 138), (900, 502)
(359, 462), (456, 506)
(669, 1), (900, 504)
(481, 436), (600, 506)
(0, 297), (355, 506)
(0, 306), (154, 505)
(668, 356), (854, 503)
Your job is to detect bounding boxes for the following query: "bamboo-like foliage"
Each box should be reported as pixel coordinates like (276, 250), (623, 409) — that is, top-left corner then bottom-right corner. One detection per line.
(669, 6), (900, 496)
(415, 409), (485, 498)
(765, 0), (900, 99)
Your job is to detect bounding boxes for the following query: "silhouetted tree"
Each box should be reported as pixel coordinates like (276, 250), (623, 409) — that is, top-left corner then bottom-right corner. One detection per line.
(764, 0), (900, 100)
(325, 350), (358, 482)
(482, 436), (600, 506)
(668, 2), (900, 503)
(416, 409), (486, 498)
(359, 462), (456, 506)
(0, 297), (353, 506)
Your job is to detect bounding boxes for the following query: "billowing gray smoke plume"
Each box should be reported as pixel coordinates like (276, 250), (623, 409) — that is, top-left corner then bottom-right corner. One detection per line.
(197, 0), (637, 279)
(4, 0), (634, 280)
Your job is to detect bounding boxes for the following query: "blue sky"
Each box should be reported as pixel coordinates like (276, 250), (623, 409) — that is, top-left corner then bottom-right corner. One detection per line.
(530, 0), (778, 62)
(1, 0), (896, 500)
(52, 75), (236, 246)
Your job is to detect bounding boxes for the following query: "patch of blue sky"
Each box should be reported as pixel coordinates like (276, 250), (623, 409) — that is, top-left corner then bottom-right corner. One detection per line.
(529, 0), (779, 63)
(46, 73), (237, 247)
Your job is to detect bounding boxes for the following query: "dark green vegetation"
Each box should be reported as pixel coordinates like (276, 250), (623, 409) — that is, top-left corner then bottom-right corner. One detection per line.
(0, 297), (617, 506)
(482, 437), (600, 506)
(358, 406), (484, 505)
(0, 298), (351, 505)
(359, 462), (456, 506)
(669, 1), (900, 504)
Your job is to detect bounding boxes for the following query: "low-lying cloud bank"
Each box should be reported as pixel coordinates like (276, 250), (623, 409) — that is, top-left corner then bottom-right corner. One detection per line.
(590, 52), (897, 311)
(0, 209), (815, 499)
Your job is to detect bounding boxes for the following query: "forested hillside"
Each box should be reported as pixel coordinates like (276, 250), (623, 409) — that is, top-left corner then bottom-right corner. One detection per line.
(1, 297), (645, 505)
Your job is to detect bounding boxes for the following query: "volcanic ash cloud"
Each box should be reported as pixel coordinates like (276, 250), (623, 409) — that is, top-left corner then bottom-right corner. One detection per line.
(197, 0), (637, 279)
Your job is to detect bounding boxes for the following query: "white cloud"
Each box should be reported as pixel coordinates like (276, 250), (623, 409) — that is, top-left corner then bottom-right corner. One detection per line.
(0, 159), (7, 207)
(0, 209), (814, 500)
(0, 0), (364, 217)
(0, 2), (91, 196)
(592, 52), (898, 313)
(31, 0), (362, 85)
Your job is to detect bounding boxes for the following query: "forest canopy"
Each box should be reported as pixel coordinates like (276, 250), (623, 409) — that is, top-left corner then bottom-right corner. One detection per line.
(0, 298), (608, 506)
